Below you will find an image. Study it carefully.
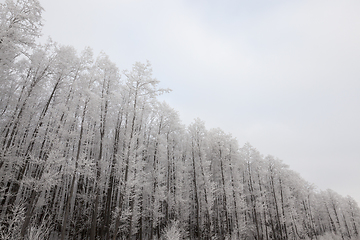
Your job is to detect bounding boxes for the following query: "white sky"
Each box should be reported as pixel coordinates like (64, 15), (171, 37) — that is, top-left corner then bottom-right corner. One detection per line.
(37, 0), (360, 204)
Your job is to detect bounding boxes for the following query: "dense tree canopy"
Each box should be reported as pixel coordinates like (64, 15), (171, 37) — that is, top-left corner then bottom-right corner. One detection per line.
(0, 1), (359, 239)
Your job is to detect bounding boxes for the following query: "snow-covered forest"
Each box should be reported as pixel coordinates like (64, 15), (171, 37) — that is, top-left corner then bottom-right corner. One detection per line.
(0, 0), (359, 239)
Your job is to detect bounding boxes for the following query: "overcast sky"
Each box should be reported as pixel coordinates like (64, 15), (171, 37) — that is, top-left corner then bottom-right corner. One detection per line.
(36, 0), (360, 204)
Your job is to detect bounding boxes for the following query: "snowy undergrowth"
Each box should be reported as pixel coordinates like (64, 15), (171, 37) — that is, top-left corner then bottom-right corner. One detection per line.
(305, 232), (360, 240)
(161, 221), (183, 240)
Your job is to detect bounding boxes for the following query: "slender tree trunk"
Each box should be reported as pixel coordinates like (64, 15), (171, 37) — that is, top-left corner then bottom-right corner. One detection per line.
(197, 140), (211, 239)
(269, 165), (283, 239)
(247, 161), (261, 240)
(104, 110), (122, 239)
(113, 85), (138, 240)
(324, 201), (337, 234)
(61, 99), (87, 240)
(191, 141), (200, 238)
(279, 178), (288, 239)
(219, 148), (229, 238)
(229, 156), (240, 239)
(331, 199), (345, 240)
(91, 74), (110, 240)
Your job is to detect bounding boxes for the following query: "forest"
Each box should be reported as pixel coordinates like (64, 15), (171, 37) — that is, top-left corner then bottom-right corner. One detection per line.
(0, 0), (359, 239)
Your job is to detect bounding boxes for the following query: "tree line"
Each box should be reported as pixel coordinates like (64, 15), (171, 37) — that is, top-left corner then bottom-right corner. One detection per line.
(0, 0), (359, 239)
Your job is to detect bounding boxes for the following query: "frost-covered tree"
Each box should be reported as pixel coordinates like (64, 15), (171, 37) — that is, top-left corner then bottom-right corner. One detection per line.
(1, 1), (360, 239)
(0, 0), (42, 117)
